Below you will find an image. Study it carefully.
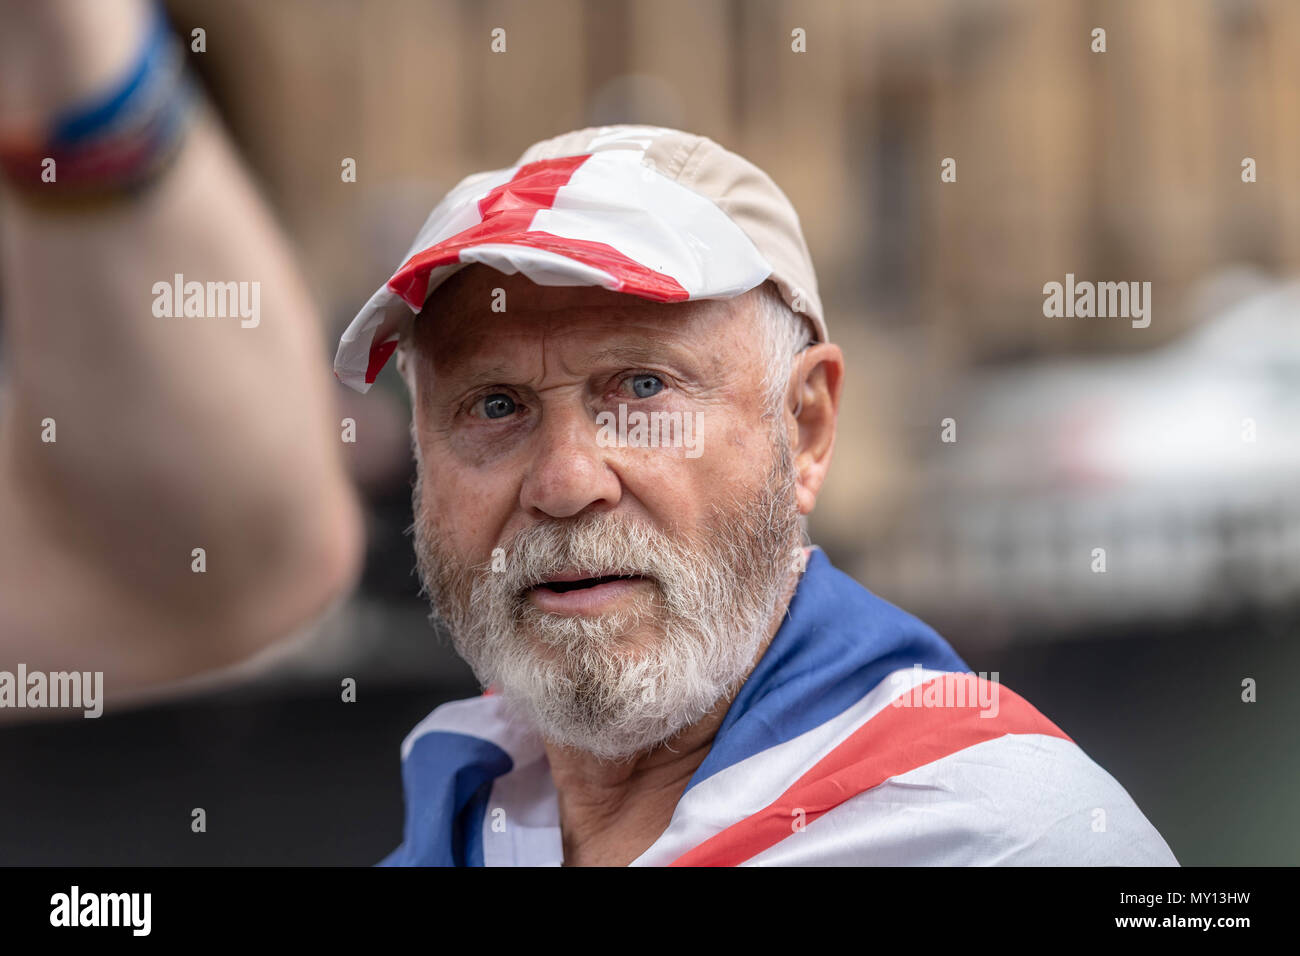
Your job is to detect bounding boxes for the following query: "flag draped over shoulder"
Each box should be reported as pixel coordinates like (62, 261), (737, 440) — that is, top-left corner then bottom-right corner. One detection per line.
(379, 548), (1178, 867)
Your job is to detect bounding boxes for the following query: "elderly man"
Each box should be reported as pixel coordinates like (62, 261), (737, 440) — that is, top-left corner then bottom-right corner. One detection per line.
(336, 125), (1177, 867)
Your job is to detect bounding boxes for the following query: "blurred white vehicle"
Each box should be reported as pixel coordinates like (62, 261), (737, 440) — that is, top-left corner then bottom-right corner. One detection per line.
(859, 269), (1300, 644)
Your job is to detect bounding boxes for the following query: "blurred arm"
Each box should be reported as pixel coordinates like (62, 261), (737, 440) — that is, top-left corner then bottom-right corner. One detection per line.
(0, 0), (363, 707)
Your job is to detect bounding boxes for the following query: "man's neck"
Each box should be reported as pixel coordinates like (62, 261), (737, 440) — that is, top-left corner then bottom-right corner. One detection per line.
(547, 695), (731, 866)
(545, 565), (801, 866)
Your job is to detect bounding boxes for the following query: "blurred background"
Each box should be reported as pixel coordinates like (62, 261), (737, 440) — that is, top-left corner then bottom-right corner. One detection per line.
(1, 0), (1297, 864)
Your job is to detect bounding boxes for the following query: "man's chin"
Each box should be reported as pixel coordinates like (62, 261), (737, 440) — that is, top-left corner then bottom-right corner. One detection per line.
(513, 589), (661, 648)
(496, 679), (704, 764)
(510, 614), (666, 663)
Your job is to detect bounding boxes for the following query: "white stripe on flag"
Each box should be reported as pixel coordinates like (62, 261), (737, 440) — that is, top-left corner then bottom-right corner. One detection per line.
(629, 666), (950, 866)
(740, 733), (1179, 866)
(531, 150), (771, 298)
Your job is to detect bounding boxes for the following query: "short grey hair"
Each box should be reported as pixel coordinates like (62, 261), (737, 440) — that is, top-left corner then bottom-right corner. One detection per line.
(752, 280), (815, 421)
(749, 280), (815, 544)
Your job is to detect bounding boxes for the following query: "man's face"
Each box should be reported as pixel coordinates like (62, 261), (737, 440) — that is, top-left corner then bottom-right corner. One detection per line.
(409, 266), (803, 761)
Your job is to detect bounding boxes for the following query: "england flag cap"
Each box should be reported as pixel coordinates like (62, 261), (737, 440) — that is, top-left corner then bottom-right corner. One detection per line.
(333, 124), (825, 392)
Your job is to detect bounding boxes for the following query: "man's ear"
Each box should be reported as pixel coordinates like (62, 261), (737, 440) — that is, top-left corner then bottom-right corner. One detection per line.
(395, 343), (413, 392)
(786, 342), (844, 516)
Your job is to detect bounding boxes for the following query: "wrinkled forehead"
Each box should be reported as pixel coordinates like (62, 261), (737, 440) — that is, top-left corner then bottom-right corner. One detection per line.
(403, 266), (755, 382)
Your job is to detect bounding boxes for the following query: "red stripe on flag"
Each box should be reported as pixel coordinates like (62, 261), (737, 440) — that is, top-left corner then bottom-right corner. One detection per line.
(387, 154), (590, 308)
(387, 154), (689, 306)
(475, 154), (591, 222)
(365, 339), (399, 386)
(668, 675), (1072, 867)
(366, 154), (696, 382)
(393, 231), (689, 305)
(366, 154), (691, 381)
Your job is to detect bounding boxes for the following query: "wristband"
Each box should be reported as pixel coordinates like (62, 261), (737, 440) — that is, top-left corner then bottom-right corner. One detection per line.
(0, 2), (198, 208)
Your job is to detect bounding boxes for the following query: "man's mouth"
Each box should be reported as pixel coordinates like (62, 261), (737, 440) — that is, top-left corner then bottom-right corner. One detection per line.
(533, 572), (645, 594)
(524, 571), (651, 615)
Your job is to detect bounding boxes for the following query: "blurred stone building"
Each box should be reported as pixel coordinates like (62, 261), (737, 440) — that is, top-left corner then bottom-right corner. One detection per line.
(167, 0), (1300, 561)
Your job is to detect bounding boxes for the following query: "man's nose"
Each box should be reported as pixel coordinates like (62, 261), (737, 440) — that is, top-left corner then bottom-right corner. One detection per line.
(518, 404), (621, 520)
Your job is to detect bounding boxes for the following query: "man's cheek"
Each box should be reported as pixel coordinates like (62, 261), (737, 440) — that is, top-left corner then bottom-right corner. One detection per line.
(431, 478), (511, 554)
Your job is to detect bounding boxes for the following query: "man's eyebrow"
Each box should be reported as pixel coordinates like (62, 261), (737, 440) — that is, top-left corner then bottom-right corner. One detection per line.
(434, 339), (713, 387)
(585, 340), (701, 366)
(437, 362), (512, 386)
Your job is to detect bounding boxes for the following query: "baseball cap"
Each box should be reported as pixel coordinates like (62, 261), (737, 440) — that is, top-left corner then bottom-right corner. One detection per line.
(334, 124), (824, 392)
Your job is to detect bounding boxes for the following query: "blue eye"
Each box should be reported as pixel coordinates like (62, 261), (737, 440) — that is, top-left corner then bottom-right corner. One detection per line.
(630, 374), (663, 398)
(481, 393), (516, 419)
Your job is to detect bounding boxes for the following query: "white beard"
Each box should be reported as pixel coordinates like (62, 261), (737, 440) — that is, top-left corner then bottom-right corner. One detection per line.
(414, 433), (802, 762)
